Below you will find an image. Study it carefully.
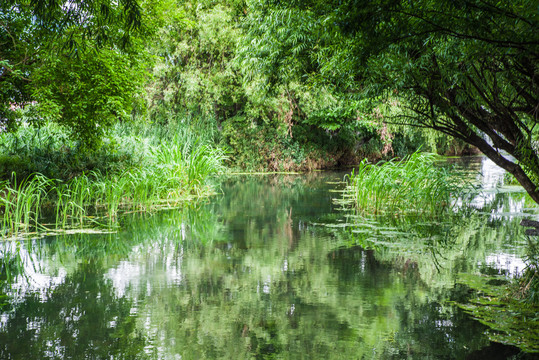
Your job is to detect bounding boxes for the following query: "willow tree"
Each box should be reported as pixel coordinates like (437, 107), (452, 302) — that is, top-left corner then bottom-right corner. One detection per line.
(239, 0), (539, 202)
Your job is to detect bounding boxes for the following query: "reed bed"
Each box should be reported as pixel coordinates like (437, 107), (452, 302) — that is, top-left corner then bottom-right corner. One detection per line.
(342, 152), (470, 216)
(0, 134), (227, 238)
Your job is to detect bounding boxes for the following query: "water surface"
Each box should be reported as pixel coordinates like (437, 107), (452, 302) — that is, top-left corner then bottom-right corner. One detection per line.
(0, 157), (537, 359)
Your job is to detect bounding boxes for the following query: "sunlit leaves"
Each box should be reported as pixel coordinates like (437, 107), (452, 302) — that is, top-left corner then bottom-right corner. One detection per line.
(31, 49), (147, 148)
(24, 0), (143, 51)
(238, 0), (539, 201)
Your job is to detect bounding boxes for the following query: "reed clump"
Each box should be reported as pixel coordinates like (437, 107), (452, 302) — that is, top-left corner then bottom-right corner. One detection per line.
(0, 129), (227, 238)
(342, 152), (470, 215)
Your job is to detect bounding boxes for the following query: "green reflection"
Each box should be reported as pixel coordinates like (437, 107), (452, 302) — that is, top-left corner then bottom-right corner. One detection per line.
(0, 259), (145, 359)
(107, 175), (492, 358)
(0, 166), (536, 359)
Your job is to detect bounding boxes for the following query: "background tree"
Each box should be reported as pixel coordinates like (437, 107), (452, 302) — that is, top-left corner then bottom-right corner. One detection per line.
(238, 0), (539, 201)
(30, 47), (146, 147)
(0, 0), (145, 147)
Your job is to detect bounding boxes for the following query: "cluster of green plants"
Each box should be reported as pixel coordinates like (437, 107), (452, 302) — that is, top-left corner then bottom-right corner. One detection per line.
(0, 122), (144, 180)
(3, 0), (538, 181)
(145, 0), (354, 171)
(515, 239), (539, 304)
(0, 0), (149, 144)
(142, 0), (465, 171)
(237, 0), (539, 202)
(341, 151), (473, 215)
(456, 261), (539, 353)
(2, 0), (472, 177)
(0, 121), (226, 238)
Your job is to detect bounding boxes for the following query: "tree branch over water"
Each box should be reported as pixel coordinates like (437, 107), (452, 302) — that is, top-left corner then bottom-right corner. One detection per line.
(238, 0), (539, 202)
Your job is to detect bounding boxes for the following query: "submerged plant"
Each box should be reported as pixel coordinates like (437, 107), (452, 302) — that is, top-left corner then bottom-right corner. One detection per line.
(342, 151), (471, 216)
(512, 238), (539, 304)
(457, 269), (539, 353)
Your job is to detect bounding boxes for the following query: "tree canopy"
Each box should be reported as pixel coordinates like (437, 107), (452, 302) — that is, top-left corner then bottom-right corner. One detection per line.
(2, 0), (539, 196)
(0, 0), (146, 146)
(238, 0), (539, 201)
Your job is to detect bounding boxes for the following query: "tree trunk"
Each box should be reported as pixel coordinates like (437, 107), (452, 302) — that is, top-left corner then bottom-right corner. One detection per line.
(466, 131), (539, 204)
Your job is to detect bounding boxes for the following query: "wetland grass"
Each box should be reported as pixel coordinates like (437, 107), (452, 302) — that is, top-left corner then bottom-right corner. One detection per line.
(343, 152), (470, 215)
(1, 174), (53, 236)
(0, 131), (227, 239)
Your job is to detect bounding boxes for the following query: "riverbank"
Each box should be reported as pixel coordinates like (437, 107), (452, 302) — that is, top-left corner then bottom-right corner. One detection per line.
(0, 122), (226, 238)
(0, 116), (478, 238)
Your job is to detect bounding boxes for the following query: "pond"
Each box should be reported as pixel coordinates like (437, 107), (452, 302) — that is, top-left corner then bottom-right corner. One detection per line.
(1, 157), (538, 359)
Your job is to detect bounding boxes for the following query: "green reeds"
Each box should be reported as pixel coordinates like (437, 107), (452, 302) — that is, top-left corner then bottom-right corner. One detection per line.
(0, 174), (53, 237)
(1, 131), (227, 238)
(151, 133), (227, 196)
(342, 152), (470, 216)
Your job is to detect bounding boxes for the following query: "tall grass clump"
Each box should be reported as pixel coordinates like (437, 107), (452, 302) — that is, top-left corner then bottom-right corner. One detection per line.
(342, 152), (470, 216)
(151, 130), (227, 196)
(0, 122), (143, 180)
(0, 174), (54, 237)
(1, 123), (228, 238)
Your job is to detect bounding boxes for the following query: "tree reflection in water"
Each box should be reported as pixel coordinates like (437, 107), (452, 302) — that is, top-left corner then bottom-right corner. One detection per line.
(0, 158), (537, 358)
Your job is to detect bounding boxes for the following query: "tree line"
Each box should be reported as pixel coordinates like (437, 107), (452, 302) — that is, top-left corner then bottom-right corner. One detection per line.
(1, 0), (538, 201)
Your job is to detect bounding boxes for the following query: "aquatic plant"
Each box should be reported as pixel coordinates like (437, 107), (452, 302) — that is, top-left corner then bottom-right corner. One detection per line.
(151, 131), (227, 195)
(457, 271), (539, 353)
(0, 174), (54, 236)
(0, 131), (227, 238)
(512, 239), (539, 304)
(342, 151), (471, 215)
(0, 122), (144, 181)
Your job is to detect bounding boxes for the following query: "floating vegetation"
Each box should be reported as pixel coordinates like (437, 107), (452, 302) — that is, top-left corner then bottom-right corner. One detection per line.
(455, 272), (539, 353)
(340, 151), (474, 216)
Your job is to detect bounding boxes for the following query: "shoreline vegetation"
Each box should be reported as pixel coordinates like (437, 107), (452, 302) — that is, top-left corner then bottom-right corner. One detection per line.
(0, 125), (469, 241)
(0, 122), (227, 239)
(0, 117), (472, 241)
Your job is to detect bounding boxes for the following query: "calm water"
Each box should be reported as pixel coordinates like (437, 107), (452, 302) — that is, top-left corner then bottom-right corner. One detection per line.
(0, 157), (537, 359)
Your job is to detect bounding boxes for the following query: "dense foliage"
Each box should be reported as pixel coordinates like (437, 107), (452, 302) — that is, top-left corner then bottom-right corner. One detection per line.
(144, 0), (384, 170)
(2, 0), (481, 172)
(0, 122), (227, 237)
(31, 49), (146, 147)
(0, 0), (147, 145)
(237, 0), (539, 201)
